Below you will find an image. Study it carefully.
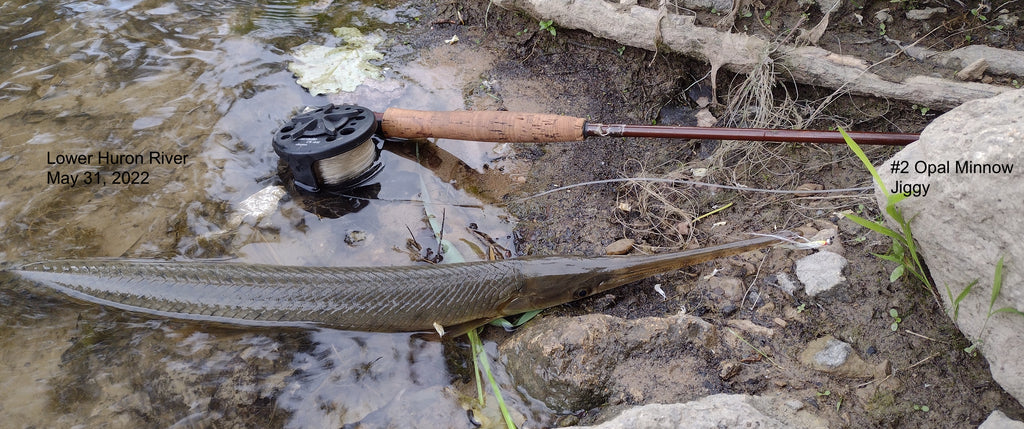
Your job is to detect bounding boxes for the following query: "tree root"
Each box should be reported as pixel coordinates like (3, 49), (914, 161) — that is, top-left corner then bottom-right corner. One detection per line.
(492, 0), (1015, 110)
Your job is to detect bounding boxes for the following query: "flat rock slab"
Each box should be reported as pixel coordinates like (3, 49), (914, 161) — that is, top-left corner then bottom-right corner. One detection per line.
(564, 394), (829, 429)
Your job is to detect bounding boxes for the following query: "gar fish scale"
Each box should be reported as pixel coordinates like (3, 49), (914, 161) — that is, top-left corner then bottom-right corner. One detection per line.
(12, 259), (524, 333)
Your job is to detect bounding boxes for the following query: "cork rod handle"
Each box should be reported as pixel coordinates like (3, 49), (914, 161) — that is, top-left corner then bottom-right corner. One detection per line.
(380, 108), (586, 143)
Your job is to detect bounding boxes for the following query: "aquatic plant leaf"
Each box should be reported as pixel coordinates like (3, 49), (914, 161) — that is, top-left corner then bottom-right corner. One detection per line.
(288, 27), (384, 95)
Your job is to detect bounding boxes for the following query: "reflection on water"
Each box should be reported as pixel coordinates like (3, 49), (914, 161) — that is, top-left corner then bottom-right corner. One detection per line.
(0, 0), (545, 426)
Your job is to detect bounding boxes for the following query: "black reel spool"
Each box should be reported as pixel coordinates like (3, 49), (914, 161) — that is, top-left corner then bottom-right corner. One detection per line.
(273, 104), (383, 192)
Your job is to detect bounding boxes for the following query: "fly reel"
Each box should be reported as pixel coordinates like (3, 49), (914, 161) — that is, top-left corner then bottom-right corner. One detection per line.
(273, 104), (383, 192)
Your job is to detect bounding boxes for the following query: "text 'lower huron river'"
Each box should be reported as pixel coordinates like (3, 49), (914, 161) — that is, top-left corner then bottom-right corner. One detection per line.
(46, 151), (189, 165)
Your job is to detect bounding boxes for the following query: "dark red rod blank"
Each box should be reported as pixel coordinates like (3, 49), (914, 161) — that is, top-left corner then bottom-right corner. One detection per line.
(584, 123), (919, 145)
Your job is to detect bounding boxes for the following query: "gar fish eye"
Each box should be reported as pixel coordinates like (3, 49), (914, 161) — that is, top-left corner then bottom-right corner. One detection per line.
(574, 288), (590, 299)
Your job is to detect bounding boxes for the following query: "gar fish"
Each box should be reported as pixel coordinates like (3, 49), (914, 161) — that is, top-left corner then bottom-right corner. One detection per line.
(6, 233), (788, 335)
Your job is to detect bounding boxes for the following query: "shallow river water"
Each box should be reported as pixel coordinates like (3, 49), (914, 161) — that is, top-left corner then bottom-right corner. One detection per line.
(0, 0), (545, 426)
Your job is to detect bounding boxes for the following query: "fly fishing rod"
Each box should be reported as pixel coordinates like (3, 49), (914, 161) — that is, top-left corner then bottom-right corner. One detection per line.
(273, 104), (919, 192)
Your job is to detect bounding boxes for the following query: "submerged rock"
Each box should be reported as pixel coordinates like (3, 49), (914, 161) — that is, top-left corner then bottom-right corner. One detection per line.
(874, 88), (1024, 404)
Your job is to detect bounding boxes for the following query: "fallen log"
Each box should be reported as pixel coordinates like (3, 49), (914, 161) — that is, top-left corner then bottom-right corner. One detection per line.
(492, 0), (1012, 110)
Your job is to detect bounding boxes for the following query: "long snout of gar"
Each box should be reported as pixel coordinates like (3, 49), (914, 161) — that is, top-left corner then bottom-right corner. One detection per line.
(6, 233), (790, 335)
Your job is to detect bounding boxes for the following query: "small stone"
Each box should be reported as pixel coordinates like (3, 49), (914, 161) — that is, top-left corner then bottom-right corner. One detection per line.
(956, 58), (989, 81)
(344, 230), (367, 246)
(996, 12), (1019, 28)
(795, 251), (848, 297)
(784, 399), (805, 411)
(719, 360), (742, 380)
(874, 9), (892, 23)
(606, 238), (635, 255)
(794, 225), (817, 238)
(814, 339), (852, 368)
(726, 319), (775, 338)
(709, 276), (745, 302)
(794, 183), (824, 197)
(696, 109), (717, 127)
(773, 317), (788, 328)
(675, 222), (690, 236)
(905, 7), (947, 20)
(799, 336), (885, 379)
(866, 345), (877, 355)
(773, 272), (800, 296)
(721, 304), (738, 316)
(783, 305), (806, 322)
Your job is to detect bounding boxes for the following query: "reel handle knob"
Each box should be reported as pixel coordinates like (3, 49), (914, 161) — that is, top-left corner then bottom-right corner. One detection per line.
(380, 108), (586, 143)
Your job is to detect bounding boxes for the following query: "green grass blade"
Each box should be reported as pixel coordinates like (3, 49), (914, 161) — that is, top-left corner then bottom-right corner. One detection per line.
(843, 212), (903, 242)
(840, 127), (888, 197)
(470, 329), (485, 405)
(992, 307), (1024, 317)
(948, 280), (976, 321)
(991, 256), (1005, 310)
(468, 329), (517, 429)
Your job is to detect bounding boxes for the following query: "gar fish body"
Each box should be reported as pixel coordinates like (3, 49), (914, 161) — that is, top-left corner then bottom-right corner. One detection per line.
(7, 234), (786, 335)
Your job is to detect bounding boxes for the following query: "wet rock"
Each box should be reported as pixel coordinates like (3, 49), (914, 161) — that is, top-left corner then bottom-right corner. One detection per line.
(874, 88), (1024, 404)
(499, 312), (717, 411)
(979, 410), (1024, 429)
(905, 7), (946, 20)
(605, 238), (635, 255)
(956, 58), (989, 81)
(798, 336), (887, 379)
(564, 394), (830, 429)
(344, 230), (367, 246)
(794, 251), (847, 297)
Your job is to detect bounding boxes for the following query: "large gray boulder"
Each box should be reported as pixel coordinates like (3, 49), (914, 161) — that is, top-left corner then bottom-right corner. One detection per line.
(874, 88), (1024, 404)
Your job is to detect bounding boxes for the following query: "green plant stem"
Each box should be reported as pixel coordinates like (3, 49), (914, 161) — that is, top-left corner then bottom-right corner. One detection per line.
(839, 128), (940, 308)
(468, 328), (517, 429)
